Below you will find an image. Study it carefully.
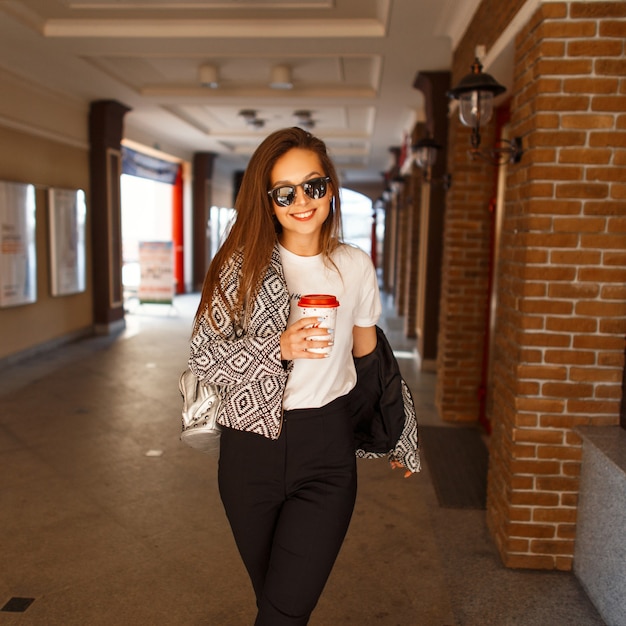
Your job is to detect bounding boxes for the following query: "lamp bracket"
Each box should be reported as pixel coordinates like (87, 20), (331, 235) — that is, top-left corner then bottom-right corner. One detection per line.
(423, 171), (452, 191)
(469, 137), (523, 166)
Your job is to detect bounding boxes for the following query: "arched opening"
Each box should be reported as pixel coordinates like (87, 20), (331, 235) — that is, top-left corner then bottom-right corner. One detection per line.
(341, 188), (373, 256)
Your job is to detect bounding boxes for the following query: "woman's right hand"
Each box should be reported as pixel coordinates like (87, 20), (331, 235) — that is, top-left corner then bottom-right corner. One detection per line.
(280, 317), (333, 360)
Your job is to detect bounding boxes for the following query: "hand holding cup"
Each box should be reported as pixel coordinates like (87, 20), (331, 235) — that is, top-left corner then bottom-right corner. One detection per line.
(280, 295), (339, 360)
(297, 294), (339, 355)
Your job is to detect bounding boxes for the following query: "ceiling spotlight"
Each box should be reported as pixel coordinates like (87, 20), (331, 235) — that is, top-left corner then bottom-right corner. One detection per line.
(270, 65), (293, 90)
(293, 110), (315, 129)
(238, 109), (265, 129)
(198, 63), (219, 89)
(239, 109), (257, 121)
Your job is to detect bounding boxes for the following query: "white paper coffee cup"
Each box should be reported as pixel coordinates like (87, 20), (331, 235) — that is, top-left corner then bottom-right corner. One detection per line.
(297, 294), (340, 354)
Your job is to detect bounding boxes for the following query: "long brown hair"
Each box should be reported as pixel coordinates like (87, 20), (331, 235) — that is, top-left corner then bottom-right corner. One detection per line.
(194, 127), (343, 331)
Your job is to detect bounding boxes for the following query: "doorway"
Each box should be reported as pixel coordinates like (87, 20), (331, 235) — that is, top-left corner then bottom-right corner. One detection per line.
(120, 146), (182, 307)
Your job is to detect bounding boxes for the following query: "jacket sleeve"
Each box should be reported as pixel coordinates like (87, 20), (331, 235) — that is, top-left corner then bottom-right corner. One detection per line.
(189, 254), (290, 387)
(389, 379), (421, 473)
(189, 314), (286, 386)
(353, 326), (420, 473)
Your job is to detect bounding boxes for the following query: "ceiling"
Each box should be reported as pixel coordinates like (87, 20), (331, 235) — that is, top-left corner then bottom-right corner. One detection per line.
(0, 0), (482, 186)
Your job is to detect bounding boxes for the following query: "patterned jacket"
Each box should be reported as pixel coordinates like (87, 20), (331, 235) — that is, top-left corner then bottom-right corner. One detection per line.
(189, 245), (291, 440)
(189, 243), (420, 472)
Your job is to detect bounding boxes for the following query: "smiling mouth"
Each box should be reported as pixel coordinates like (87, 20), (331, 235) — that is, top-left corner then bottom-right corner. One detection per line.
(292, 209), (315, 220)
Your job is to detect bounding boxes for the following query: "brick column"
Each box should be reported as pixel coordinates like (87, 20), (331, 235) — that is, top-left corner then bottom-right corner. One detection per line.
(487, 1), (626, 570)
(403, 159), (423, 339)
(394, 179), (410, 315)
(436, 107), (496, 420)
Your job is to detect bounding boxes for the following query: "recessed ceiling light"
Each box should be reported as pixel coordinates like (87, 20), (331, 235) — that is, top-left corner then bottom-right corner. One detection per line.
(270, 65), (293, 90)
(198, 63), (219, 88)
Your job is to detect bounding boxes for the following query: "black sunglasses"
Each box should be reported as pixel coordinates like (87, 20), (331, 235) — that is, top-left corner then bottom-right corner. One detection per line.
(268, 176), (331, 207)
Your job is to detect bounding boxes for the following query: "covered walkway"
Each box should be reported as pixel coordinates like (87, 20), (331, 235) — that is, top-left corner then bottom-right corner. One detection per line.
(0, 295), (604, 625)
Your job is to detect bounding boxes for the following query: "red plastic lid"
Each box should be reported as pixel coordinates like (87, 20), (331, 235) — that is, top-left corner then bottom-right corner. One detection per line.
(298, 294), (340, 308)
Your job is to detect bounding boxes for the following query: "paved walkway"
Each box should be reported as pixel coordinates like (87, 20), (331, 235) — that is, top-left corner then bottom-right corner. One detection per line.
(0, 294), (604, 625)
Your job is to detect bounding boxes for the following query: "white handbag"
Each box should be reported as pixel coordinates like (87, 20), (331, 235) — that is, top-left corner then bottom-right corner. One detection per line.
(178, 368), (222, 453)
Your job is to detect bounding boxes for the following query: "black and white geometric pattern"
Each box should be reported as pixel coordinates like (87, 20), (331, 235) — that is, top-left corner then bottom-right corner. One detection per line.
(189, 246), (291, 439)
(356, 379), (421, 473)
(190, 243), (420, 473)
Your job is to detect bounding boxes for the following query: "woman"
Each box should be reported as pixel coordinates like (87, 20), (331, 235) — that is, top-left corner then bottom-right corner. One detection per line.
(189, 127), (416, 625)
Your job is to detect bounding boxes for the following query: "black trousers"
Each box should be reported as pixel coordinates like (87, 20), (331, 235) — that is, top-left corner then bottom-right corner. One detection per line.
(218, 393), (357, 626)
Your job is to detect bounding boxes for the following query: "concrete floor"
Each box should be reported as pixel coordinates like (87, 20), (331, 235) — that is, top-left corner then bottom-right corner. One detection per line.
(0, 294), (605, 625)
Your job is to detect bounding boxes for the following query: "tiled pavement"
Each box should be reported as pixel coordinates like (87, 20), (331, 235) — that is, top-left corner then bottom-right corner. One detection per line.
(0, 294), (604, 625)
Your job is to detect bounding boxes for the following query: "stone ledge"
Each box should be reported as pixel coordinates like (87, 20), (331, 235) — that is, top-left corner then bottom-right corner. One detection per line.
(574, 425), (626, 626)
(576, 425), (626, 476)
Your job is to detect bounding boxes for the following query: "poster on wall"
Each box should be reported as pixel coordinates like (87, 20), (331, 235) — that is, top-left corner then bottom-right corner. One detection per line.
(138, 241), (174, 304)
(0, 181), (37, 308)
(49, 188), (87, 296)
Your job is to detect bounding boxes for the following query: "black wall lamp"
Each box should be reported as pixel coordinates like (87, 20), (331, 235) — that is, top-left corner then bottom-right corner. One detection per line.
(390, 175), (405, 195)
(412, 137), (452, 189)
(448, 58), (524, 166)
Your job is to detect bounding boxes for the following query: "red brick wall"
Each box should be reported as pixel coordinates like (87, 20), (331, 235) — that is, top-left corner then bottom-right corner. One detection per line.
(453, 0), (528, 80)
(486, 1), (626, 570)
(435, 0), (526, 423)
(436, 118), (496, 422)
(437, 0), (626, 570)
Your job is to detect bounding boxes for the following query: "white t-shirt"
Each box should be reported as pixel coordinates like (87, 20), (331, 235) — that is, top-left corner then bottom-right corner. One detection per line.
(278, 242), (381, 410)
